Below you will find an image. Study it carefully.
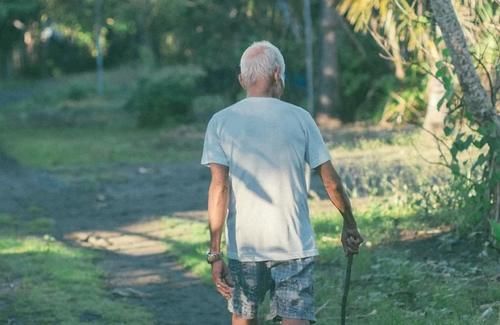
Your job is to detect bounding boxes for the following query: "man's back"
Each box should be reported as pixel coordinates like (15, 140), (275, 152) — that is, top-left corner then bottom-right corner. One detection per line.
(202, 97), (330, 261)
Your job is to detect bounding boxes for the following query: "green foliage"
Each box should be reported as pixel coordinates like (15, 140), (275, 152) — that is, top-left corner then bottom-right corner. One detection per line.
(65, 81), (95, 100)
(490, 220), (500, 243)
(417, 49), (499, 237)
(1, 0), (402, 122)
(124, 65), (206, 128)
(338, 36), (398, 122)
(0, 1), (40, 48)
(379, 68), (427, 124)
(192, 95), (230, 123)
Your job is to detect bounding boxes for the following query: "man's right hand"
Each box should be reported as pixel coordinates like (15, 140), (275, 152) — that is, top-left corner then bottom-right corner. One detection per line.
(341, 225), (363, 255)
(211, 260), (233, 300)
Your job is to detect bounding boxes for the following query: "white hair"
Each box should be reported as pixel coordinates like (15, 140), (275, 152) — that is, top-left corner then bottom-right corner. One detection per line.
(240, 41), (285, 86)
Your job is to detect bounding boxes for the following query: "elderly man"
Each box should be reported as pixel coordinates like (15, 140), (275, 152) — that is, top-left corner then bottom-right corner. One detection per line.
(201, 41), (363, 325)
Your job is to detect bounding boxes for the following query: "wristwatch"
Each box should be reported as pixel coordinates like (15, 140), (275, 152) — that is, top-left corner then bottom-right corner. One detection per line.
(206, 251), (223, 264)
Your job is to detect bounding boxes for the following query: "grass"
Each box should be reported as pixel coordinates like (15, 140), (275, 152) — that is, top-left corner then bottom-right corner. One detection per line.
(0, 214), (154, 324)
(312, 202), (500, 325)
(157, 200), (500, 325)
(0, 126), (203, 168)
(160, 218), (213, 283)
(0, 66), (206, 169)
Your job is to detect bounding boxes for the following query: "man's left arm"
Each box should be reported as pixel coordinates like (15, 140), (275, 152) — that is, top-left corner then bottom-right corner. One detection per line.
(207, 163), (232, 299)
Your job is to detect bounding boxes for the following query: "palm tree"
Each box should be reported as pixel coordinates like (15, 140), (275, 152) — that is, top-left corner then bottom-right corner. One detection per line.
(338, 0), (497, 131)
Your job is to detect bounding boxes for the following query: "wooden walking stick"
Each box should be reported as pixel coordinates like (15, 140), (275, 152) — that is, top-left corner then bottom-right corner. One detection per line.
(340, 253), (354, 325)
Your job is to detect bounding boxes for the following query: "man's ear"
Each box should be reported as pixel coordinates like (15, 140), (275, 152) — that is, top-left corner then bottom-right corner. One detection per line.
(274, 69), (285, 88)
(238, 74), (245, 89)
(273, 70), (280, 83)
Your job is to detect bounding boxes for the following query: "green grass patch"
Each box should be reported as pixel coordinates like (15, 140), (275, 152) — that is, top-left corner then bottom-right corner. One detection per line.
(312, 204), (500, 324)
(0, 215), (154, 324)
(330, 128), (419, 151)
(0, 126), (203, 168)
(314, 247), (500, 324)
(160, 217), (212, 283)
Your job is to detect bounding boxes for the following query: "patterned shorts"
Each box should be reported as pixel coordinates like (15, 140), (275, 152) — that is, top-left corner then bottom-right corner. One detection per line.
(227, 257), (316, 323)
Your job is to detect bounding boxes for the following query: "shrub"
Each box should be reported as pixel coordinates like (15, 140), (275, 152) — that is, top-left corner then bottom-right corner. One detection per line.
(124, 65), (206, 128)
(192, 95), (230, 123)
(66, 82), (95, 101)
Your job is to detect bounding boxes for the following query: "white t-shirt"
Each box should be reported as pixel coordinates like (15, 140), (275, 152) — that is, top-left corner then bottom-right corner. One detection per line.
(201, 97), (331, 261)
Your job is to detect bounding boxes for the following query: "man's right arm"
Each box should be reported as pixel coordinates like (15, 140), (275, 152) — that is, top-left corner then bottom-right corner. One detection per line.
(316, 160), (363, 254)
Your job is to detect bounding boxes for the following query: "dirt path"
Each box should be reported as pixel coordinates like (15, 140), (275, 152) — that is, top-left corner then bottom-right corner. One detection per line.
(0, 156), (230, 324)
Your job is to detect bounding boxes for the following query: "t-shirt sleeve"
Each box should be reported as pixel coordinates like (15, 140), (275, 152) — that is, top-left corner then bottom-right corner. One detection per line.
(201, 115), (229, 167)
(304, 113), (331, 168)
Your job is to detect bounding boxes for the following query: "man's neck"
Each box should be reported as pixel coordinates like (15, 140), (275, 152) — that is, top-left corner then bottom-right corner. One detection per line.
(246, 89), (280, 98)
(244, 78), (282, 98)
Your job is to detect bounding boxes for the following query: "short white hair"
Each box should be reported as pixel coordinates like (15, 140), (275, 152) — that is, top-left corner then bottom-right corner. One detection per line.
(240, 41), (285, 85)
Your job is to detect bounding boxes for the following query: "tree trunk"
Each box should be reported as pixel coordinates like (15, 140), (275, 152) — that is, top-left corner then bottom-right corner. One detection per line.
(277, 0), (301, 41)
(0, 49), (11, 79)
(423, 75), (447, 132)
(94, 0), (104, 96)
(430, 0), (500, 225)
(303, 0), (314, 192)
(430, 0), (497, 129)
(137, 0), (155, 68)
(317, 0), (341, 118)
(303, 0), (314, 116)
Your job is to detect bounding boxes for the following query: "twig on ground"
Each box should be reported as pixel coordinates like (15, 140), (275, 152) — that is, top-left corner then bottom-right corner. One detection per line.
(315, 299), (331, 316)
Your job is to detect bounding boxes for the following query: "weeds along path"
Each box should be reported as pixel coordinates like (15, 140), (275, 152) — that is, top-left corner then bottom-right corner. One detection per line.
(0, 157), (230, 324)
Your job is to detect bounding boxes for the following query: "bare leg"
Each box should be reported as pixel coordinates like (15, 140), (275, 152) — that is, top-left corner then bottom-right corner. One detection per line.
(282, 319), (310, 325)
(232, 314), (258, 325)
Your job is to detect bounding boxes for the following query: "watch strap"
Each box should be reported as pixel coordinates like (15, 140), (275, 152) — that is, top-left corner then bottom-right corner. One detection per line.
(206, 251), (223, 264)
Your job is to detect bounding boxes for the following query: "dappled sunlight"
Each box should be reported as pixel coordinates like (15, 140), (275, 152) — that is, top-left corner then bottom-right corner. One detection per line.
(62, 215), (209, 296)
(103, 259), (201, 289)
(0, 236), (80, 257)
(398, 225), (452, 242)
(65, 218), (171, 256)
(64, 212), (208, 258)
(171, 209), (208, 220)
(67, 230), (168, 256)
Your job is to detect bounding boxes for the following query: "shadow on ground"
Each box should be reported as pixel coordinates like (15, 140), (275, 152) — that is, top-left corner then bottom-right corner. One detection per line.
(0, 152), (230, 324)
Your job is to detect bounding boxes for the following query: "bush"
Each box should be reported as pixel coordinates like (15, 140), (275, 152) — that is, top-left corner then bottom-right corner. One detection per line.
(124, 65), (206, 128)
(192, 95), (230, 123)
(66, 82), (95, 100)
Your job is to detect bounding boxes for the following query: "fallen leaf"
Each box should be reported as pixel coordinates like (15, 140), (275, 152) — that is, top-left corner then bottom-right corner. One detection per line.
(111, 287), (151, 299)
(480, 307), (493, 320)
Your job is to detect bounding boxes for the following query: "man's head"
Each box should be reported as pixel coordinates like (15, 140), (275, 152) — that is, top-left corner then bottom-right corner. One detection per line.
(239, 41), (285, 98)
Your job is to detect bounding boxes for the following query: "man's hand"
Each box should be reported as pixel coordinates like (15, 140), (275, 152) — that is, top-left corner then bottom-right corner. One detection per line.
(341, 225), (364, 255)
(211, 260), (233, 300)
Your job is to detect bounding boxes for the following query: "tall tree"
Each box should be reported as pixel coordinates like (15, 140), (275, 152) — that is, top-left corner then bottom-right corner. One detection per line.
(303, 0), (314, 193)
(303, 0), (314, 115)
(430, 0), (499, 225)
(317, 0), (342, 118)
(0, 1), (39, 78)
(94, 0), (104, 95)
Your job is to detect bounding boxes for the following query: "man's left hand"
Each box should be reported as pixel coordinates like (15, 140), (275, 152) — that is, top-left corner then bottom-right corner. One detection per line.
(341, 225), (364, 255)
(211, 260), (233, 300)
